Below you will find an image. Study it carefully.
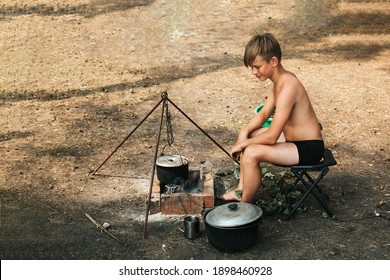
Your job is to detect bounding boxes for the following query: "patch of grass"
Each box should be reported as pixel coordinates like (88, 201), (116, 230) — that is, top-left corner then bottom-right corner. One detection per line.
(217, 165), (305, 216)
(256, 167), (304, 215)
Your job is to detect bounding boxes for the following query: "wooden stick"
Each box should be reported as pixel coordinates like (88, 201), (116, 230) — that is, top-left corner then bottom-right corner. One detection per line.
(85, 213), (127, 247)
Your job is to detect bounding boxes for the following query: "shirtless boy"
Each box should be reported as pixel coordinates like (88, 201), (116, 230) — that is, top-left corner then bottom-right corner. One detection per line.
(219, 33), (324, 203)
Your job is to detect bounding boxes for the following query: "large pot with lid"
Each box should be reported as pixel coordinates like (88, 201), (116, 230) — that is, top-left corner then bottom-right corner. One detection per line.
(203, 202), (263, 251)
(156, 154), (189, 184)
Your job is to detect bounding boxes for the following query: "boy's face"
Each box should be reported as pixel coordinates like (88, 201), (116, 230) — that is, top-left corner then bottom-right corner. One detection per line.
(249, 55), (275, 81)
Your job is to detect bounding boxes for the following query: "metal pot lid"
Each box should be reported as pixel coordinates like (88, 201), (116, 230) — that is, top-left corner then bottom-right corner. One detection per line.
(156, 155), (188, 167)
(205, 202), (263, 228)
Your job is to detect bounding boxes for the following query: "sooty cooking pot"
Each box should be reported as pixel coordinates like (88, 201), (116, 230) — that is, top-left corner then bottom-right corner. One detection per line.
(156, 155), (189, 184)
(203, 202), (263, 251)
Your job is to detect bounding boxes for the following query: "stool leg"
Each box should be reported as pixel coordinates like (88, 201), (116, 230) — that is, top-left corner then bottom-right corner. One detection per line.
(284, 177), (300, 213)
(300, 169), (334, 217)
(286, 168), (333, 220)
(286, 178), (313, 220)
(310, 186), (334, 217)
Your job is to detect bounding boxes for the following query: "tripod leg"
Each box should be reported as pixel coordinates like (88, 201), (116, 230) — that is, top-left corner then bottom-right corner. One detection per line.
(143, 97), (167, 239)
(92, 98), (164, 175)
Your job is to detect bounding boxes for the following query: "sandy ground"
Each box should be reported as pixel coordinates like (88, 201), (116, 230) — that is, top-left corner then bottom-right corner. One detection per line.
(0, 0), (389, 260)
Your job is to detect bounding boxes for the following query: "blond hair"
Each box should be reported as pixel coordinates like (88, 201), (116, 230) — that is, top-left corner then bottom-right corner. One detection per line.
(243, 33), (282, 67)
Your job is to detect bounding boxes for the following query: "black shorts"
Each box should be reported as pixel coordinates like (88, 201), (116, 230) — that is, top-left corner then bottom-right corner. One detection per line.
(291, 140), (324, 165)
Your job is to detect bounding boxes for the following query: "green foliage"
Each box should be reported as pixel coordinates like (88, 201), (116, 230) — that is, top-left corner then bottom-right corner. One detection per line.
(233, 162), (240, 180)
(256, 168), (305, 215)
(215, 169), (234, 177)
(215, 162), (240, 179)
(217, 164), (305, 216)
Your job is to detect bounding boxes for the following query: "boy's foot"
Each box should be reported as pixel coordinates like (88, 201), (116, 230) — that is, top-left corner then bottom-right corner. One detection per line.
(217, 189), (242, 201)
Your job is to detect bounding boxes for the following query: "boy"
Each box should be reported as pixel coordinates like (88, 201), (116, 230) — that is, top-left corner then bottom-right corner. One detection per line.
(219, 33), (324, 203)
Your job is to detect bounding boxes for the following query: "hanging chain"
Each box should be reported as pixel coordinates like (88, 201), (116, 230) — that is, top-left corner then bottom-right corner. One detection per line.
(164, 101), (174, 146)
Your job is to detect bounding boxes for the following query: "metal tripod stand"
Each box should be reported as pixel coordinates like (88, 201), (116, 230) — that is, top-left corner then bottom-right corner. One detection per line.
(92, 91), (236, 238)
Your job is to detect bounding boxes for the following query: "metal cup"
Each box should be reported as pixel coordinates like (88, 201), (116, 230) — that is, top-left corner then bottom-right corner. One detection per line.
(184, 215), (200, 239)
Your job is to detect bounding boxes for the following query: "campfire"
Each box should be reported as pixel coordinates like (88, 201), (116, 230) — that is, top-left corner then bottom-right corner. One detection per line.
(150, 161), (214, 215)
(92, 91), (235, 237)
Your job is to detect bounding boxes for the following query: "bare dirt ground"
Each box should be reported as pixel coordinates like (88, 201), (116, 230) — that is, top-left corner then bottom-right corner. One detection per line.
(0, 0), (389, 260)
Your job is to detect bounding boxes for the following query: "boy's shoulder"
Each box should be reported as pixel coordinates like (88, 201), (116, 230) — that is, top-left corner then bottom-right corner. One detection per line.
(285, 71), (305, 90)
(283, 70), (300, 84)
(275, 71), (301, 92)
(274, 71), (306, 105)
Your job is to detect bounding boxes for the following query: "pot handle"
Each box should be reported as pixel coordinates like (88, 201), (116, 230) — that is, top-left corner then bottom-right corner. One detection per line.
(160, 144), (186, 166)
(202, 208), (213, 220)
(228, 203), (238, 211)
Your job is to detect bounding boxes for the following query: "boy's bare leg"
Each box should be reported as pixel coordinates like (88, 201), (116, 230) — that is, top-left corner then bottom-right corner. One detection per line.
(218, 157), (244, 201)
(217, 150), (262, 202)
(218, 129), (287, 201)
(240, 150), (262, 203)
(218, 142), (298, 202)
(217, 188), (243, 201)
(240, 143), (299, 203)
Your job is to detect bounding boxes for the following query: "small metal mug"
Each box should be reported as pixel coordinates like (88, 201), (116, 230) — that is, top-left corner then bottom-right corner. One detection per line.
(184, 215), (200, 239)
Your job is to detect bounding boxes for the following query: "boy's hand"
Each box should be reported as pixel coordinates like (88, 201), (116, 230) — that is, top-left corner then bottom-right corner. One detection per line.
(232, 151), (241, 161)
(231, 144), (243, 161)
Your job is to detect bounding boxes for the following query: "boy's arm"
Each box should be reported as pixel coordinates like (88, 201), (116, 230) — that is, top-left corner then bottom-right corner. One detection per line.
(241, 86), (295, 147)
(236, 93), (275, 143)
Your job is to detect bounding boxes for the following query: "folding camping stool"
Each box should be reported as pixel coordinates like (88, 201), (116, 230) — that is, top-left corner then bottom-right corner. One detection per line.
(284, 148), (337, 220)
